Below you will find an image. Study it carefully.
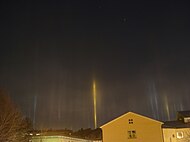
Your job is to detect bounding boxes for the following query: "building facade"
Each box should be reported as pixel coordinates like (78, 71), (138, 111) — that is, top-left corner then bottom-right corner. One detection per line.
(100, 112), (164, 142)
(162, 111), (190, 142)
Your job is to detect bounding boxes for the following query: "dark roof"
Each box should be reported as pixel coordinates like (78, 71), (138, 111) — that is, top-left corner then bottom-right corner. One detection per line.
(162, 121), (190, 128)
(178, 111), (190, 117)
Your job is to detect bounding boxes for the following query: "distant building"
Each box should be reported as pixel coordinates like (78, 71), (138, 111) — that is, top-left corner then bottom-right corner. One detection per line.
(177, 111), (190, 123)
(31, 135), (91, 142)
(30, 130), (101, 142)
(162, 111), (190, 142)
(100, 112), (164, 142)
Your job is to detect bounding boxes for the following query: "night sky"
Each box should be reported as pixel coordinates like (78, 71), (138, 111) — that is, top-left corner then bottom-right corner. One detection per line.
(1, 0), (190, 130)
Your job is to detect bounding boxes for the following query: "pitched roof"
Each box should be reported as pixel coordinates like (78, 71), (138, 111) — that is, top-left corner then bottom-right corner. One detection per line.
(162, 121), (190, 128)
(100, 111), (163, 128)
(178, 111), (190, 117)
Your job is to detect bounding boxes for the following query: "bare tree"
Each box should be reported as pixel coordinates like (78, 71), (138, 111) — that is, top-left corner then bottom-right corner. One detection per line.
(0, 89), (32, 142)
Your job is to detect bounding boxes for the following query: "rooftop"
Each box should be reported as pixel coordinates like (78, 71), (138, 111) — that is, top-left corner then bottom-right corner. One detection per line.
(162, 121), (190, 128)
(178, 111), (190, 117)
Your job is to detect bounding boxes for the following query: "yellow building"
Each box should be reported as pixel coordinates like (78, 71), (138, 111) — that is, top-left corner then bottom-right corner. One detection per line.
(162, 123), (190, 142)
(162, 111), (190, 142)
(100, 112), (164, 142)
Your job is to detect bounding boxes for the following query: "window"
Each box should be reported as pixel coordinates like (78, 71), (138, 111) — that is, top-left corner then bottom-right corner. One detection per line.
(177, 132), (183, 139)
(184, 117), (190, 123)
(128, 130), (136, 139)
(128, 119), (133, 124)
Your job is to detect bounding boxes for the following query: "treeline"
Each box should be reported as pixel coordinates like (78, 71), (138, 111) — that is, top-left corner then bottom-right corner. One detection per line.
(72, 128), (102, 140)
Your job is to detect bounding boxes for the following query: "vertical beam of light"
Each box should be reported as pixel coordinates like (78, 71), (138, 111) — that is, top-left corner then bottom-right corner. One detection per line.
(93, 80), (97, 129)
(164, 95), (170, 121)
(148, 81), (159, 120)
(33, 95), (37, 129)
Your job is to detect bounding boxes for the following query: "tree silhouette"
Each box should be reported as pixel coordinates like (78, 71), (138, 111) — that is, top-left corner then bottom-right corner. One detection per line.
(0, 89), (32, 142)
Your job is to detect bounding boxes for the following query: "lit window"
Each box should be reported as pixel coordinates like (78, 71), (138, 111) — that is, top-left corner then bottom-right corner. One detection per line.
(128, 130), (136, 139)
(177, 132), (183, 139)
(184, 117), (190, 123)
